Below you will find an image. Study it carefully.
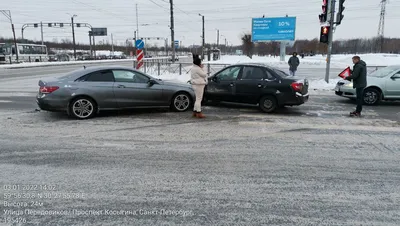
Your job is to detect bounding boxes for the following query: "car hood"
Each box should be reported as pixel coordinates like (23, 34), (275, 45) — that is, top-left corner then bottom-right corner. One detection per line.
(338, 76), (383, 86)
(160, 79), (192, 88)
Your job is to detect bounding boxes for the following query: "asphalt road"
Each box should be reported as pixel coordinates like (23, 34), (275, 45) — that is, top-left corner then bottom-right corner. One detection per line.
(0, 90), (400, 225)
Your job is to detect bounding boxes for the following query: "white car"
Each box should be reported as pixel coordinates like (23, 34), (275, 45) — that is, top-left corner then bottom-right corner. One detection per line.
(335, 65), (400, 105)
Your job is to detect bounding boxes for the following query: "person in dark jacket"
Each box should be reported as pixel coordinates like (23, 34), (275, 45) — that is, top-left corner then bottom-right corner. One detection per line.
(345, 56), (367, 117)
(288, 52), (300, 76)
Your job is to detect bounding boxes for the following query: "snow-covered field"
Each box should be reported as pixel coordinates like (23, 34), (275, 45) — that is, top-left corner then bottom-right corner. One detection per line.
(205, 53), (400, 68)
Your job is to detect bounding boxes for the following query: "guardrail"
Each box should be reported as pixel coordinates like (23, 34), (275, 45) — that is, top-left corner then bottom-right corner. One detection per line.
(135, 62), (231, 76)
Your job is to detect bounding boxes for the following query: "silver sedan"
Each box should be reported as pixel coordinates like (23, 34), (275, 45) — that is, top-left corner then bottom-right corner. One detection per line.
(335, 65), (400, 105)
(36, 66), (195, 119)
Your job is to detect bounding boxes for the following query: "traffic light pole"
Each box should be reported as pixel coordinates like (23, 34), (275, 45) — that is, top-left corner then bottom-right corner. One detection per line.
(325, 0), (336, 83)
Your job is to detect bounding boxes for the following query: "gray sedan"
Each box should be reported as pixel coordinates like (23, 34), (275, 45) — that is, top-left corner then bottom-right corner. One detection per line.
(335, 65), (400, 105)
(36, 66), (195, 119)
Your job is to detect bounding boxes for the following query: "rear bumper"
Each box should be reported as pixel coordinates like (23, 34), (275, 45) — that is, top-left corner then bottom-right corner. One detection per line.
(36, 94), (68, 112)
(281, 93), (309, 106)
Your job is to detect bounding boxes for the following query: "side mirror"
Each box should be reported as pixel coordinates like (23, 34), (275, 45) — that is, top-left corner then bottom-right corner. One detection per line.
(212, 76), (219, 82)
(148, 79), (157, 86)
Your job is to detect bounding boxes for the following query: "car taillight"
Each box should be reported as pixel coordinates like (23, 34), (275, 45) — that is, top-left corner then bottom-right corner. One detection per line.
(39, 86), (59, 94)
(291, 82), (303, 92)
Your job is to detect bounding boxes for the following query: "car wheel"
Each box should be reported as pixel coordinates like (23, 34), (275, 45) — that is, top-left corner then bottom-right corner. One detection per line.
(171, 92), (191, 112)
(363, 88), (381, 105)
(259, 95), (277, 113)
(69, 97), (97, 119)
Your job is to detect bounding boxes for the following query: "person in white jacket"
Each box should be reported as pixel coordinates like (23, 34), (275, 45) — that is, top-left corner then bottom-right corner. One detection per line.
(190, 55), (208, 118)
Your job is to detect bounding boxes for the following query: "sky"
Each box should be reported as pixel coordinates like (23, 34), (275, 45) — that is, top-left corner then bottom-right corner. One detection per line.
(1, 0), (399, 47)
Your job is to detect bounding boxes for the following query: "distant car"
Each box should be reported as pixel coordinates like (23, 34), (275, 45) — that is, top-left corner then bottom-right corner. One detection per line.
(169, 56), (179, 62)
(36, 66), (195, 119)
(203, 63), (309, 113)
(335, 65), (400, 105)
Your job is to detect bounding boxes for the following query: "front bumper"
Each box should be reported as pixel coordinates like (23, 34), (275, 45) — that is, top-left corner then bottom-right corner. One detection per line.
(335, 84), (356, 98)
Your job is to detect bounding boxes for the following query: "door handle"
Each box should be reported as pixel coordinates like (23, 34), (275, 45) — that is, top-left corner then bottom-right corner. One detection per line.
(117, 85), (126, 88)
(230, 83), (234, 87)
(258, 84), (262, 88)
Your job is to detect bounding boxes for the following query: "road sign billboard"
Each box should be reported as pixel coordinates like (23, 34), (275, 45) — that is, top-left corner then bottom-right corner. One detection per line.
(251, 17), (296, 42)
(91, 28), (107, 36)
(174, 40), (179, 48)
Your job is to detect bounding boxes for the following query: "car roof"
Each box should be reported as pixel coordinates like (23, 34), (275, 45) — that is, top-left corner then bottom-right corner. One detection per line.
(226, 62), (283, 71)
(59, 65), (144, 80)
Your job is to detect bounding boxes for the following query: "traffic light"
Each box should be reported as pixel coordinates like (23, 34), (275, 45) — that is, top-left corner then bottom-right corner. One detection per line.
(336, 0), (345, 25)
(319, 26), (330, 44)
(319, 0), (328, 23)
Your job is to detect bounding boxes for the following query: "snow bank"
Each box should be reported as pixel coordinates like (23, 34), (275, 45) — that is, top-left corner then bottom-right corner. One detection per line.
(308, 78), (341, 91)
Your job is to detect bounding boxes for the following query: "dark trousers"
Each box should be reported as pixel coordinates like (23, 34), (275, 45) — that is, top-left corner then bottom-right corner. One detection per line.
(355, 87), (365, 113)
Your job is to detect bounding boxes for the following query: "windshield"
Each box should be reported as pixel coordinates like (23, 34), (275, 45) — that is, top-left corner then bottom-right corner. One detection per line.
(368, 66), (399, 78)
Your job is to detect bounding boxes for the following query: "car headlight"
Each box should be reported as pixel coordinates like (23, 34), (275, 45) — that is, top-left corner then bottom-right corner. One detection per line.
(345, 82), (353, 87)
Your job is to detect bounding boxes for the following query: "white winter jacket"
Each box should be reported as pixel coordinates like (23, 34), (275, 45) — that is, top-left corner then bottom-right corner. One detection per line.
(190, 65), (208, 85)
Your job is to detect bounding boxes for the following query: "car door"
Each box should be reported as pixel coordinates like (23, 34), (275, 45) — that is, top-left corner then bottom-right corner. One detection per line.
(385, 70), (400, 98)
(205, 66), (242, 102)
(80, 69), (118, 109)
(112, 69), (163, 108)
(235, 66), (276, 104)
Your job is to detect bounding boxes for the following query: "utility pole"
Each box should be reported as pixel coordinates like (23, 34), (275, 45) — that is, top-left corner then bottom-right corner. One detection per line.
(377, 0), (387, 53)
(216, 29), (219, 48)
(111, 33), (114, 55)
(0, 10), (19, 62)
(40, 21), (44, 45)
(199, 14), (205, 59)
(325, 0), (336, 83)
(136, 4), (139, 40)
(71, 15), (77, 61)
(89, 32), (92, 57)
(170, 0), (175, 62)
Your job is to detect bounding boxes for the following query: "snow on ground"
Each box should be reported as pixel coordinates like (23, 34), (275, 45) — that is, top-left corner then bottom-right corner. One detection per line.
(206, 53), (400, 68)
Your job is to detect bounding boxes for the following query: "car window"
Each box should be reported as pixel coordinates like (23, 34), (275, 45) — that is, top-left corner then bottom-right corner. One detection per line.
(272, 69), (289, 78)
(113, 70), (149, 83)
(84, 70), (114, 82)
(241, 67), (266, 80)
(393, 70), (400, 78)
(216, 66), (241, 81)
(265, 70), (276, 80)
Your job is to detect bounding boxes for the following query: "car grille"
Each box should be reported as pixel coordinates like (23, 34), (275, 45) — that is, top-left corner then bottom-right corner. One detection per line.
(0, 56), (5, 62)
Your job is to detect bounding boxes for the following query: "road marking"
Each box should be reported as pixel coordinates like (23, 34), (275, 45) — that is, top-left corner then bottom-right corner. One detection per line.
(0, 100), (12, 103)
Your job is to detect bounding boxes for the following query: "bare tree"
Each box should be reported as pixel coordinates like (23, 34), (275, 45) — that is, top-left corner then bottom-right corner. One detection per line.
(241, 33), (254, 59)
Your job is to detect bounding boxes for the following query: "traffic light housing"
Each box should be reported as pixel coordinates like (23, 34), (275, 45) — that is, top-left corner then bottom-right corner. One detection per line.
(336, 0), (345, 25)
(319, 0), (328, 23)
(319, 26), (330, 44)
